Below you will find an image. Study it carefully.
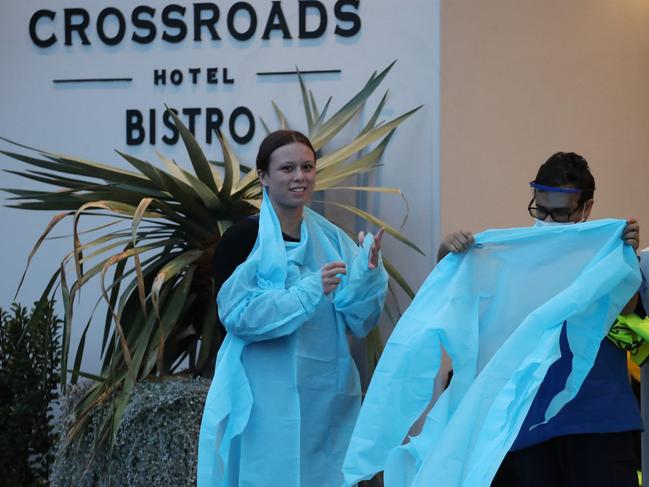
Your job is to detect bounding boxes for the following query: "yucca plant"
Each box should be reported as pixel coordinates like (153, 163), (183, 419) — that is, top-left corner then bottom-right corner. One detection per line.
(1, 62), (423, 451)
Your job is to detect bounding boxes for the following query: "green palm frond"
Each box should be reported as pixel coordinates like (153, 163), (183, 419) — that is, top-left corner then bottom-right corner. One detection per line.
(1, 63), (423, 453)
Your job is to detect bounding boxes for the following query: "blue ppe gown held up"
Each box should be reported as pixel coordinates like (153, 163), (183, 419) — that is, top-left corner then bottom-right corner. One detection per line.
(342, 219), (640, 487)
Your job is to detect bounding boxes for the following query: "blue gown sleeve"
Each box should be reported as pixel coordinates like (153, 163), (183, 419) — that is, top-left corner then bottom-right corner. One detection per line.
(217, 271), (324, 342)
(334, 233), (389, 338)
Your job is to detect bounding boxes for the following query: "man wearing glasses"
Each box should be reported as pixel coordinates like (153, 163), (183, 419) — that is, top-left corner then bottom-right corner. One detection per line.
(438, 152), (642, 487)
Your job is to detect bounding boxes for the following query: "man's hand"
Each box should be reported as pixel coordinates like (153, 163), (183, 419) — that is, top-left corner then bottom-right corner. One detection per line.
(623, 219), (639, 251)
(437, 231), (474, 262)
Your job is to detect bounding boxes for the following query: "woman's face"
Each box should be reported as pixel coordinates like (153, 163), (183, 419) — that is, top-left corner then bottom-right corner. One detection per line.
(258, 142), (316, 211)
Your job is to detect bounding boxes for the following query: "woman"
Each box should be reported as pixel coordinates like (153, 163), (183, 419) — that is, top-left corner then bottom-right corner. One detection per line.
(198, 130), (388, 486)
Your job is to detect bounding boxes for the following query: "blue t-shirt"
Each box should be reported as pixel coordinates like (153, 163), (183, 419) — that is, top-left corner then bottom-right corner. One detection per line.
(511, 323), (642, 451)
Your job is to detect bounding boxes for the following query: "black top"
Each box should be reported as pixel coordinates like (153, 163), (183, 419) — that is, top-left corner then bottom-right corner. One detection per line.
(212, 215), (301, 294)
(204, 214), (300, 376)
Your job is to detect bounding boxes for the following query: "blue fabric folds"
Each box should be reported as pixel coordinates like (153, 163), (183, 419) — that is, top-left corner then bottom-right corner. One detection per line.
(198, 192), (388, 486)
(640, 248), (649, 312)
(342, 219), (640, 487)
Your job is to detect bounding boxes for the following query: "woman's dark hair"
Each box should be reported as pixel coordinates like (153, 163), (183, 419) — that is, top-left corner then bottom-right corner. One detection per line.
(533, 152), (595, 203)
(255, 130), (316, 173)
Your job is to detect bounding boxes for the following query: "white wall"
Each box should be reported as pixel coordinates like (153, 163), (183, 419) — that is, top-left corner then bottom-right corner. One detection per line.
(0, 0), (440, 374)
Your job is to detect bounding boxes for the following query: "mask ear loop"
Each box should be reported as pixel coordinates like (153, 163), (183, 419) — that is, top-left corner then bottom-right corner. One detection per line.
(575, 204), (586, 223)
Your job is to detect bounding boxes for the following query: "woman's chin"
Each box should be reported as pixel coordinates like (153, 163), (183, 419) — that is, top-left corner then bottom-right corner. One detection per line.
(289, 191), (312, 203)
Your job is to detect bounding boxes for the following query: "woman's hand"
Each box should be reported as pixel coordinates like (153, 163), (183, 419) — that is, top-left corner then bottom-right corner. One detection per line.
(437, 230), (474, 262)
(322, 262), (347, 295)
(358, 228), (385, 270)
(622, 219), (639, 251)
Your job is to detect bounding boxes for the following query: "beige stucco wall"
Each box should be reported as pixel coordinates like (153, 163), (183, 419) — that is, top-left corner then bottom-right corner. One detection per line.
(440, 0), (649, 244)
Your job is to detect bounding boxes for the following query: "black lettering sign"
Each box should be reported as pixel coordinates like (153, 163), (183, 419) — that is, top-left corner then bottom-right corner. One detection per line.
(30, 2), (362, 47)
(299, 1), (327, 39)
(227, 2), (257, 41)
(126, 110), (145, 145)
(193, 3), (220, 41)
(97, 8), (126, 46)
(29, 10), (57, 47)
(230, 106), (255, 144)
(132, 6), (156, 44)
(334, 0), (361, 38)
(262, 2), (292, 40)
(64, 8), (91, 46)
(161, 4), (187, 43)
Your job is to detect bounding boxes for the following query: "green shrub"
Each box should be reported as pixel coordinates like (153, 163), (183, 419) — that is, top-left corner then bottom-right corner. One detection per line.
(51, 376), (209, 486)
(0, 301), (61, 486)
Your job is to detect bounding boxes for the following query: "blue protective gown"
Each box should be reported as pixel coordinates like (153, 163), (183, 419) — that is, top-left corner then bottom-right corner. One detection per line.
(342, 219), (640, 487)
(640, 248), (649, 314)
(198, 193), (388, 486)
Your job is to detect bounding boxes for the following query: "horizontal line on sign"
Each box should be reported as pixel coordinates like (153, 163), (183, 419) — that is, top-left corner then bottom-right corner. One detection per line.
(53, 78), (133, 84)
(257, 69), (341, 76)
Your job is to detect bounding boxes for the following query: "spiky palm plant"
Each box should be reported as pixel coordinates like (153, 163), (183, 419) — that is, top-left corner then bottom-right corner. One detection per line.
(1, 62), (422, 449)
